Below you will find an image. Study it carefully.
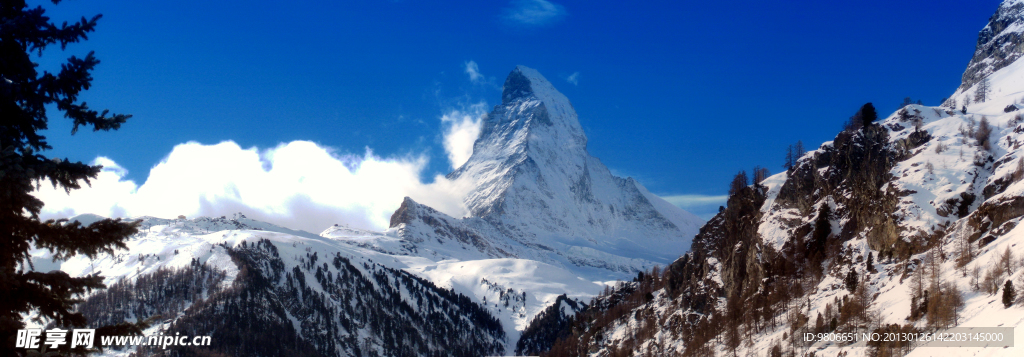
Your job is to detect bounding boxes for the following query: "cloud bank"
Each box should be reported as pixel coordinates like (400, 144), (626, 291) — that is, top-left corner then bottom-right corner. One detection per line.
(34, 140), (477, 233)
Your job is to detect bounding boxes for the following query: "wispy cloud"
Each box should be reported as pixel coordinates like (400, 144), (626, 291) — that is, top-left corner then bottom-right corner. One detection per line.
(463, 60), (500, 90)
(465, 60), (483, 83)
(503, 0), (566, 27)
(660, 194), (729, 208)
(566, 72), (579, 86)
(440, 103), (486, 170)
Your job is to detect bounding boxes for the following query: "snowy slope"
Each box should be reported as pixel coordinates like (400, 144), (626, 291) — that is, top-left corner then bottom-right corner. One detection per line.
(30, 214), (605, 355)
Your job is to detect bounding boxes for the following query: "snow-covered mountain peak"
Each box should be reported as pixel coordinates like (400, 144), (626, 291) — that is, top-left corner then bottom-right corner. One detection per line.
(389, 66), (703, 279)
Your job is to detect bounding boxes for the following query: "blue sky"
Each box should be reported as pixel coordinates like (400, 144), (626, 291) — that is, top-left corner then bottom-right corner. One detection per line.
(35, 0), (1002, 222)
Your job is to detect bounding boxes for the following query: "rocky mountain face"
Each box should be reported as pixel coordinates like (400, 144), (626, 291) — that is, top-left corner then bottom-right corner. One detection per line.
(959, 0), (1024, 92)
(528, 2), (1024, 356)
(388, 66), (702, 278)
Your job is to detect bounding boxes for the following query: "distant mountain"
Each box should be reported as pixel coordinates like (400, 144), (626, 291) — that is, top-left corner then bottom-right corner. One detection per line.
(529, 1), (1024, 356)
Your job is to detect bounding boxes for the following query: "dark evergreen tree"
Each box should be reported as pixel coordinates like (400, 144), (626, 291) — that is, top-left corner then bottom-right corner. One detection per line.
(976, 116), (993, 150)
(845, 270), (859, 292)
(810, 204), (831, 259)
(856, 102), (878, 126)
(1004, 281), (1016, 308)
(1, 1), (145, 354)
(920, 292), (929, 316)
(910, 296), (919, 320)
(845, 103), (877, 131)
(866, 252), (875, 273)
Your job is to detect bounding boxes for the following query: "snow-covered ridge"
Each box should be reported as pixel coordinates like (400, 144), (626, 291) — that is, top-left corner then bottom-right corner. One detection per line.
(40, 213), (606, 355)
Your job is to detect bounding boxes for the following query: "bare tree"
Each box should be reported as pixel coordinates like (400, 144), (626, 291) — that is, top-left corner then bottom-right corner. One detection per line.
(1001, 246), (1015, 275)
(783, 141), (806, 170)
(970, 264), (982, 292)
(753, 166), (770, 186)
(975, 77), (991, 103)
(956, 229), (975, 274)
(729, 170), (749, 196)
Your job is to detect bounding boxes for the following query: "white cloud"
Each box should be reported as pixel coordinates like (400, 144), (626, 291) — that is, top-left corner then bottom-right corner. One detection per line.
(440, 103), (486, 170)
(659, 194), (729, 208)
(503, 0), (566, 27)
(33, 141), (474, 233)
(566, 72), (579, 86)
(465, 61), (483, 83)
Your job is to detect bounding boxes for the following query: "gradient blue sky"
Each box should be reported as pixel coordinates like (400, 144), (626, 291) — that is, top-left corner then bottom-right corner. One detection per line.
(36, 0), (1002, 219)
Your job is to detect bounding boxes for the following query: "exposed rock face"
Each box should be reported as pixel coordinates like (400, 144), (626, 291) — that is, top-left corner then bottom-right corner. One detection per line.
(959, 0), (1024, 91)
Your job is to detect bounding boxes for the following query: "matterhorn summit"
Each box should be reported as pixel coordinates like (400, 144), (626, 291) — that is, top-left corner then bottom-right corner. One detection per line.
(388, 66), (702, 279)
